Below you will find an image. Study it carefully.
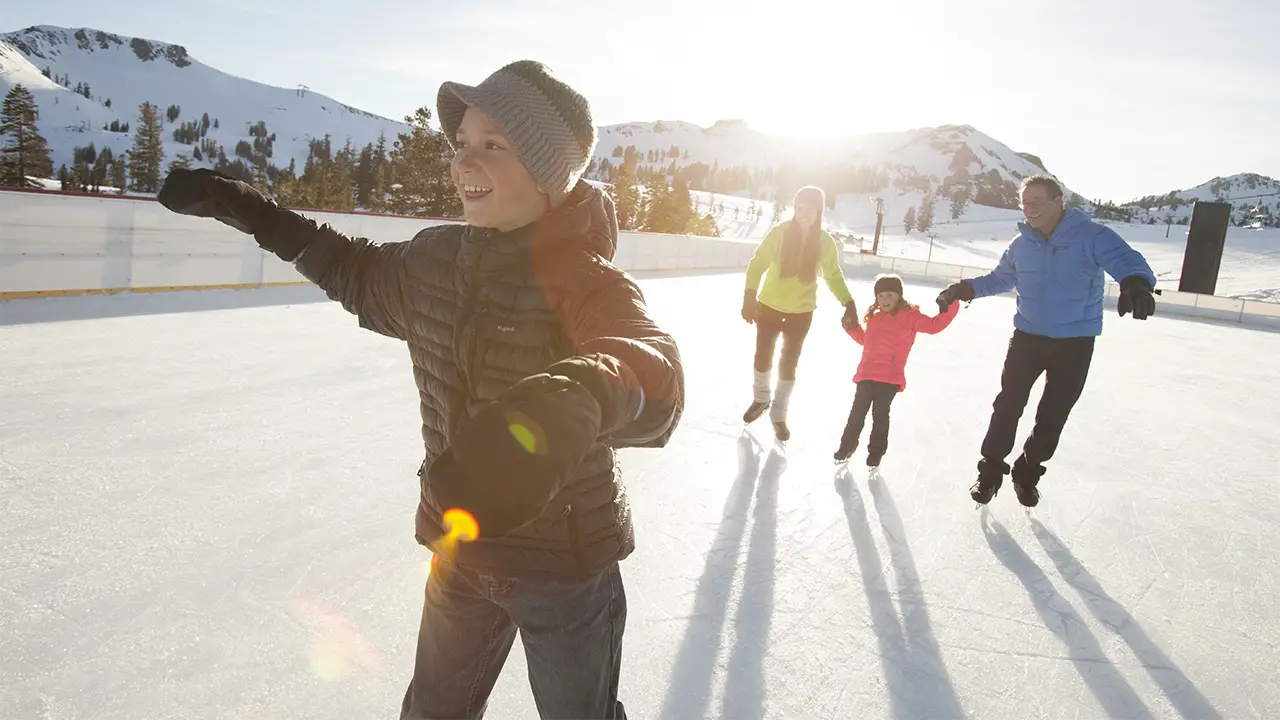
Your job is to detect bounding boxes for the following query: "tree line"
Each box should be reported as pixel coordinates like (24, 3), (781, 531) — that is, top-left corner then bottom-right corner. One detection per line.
(0, 84), (716, 235)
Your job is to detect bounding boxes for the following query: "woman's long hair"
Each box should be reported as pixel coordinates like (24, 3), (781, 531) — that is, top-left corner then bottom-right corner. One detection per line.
(778, 186), (825, 284)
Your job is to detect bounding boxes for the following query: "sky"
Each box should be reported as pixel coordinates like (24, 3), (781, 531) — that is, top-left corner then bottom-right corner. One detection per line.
(5, 0), (1278, 203)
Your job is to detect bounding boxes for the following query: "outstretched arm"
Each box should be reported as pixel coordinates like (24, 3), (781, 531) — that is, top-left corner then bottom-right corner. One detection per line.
(913, 299), (960, 334)
(547, 259), (685, 449)
(966, 244), (1018, 298)
(291, 224), (416, 341)
(820, 232), (854, 306)
(158, 167), (415, 341)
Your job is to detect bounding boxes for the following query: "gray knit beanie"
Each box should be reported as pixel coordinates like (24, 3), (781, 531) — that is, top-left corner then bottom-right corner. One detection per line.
(437, 60), (597, 204)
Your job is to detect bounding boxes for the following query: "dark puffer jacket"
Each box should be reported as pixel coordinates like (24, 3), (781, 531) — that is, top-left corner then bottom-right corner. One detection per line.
(284, 181), (683, 580)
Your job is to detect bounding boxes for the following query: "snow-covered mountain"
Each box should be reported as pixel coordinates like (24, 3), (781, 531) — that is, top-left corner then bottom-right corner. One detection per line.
(591, 120), (1089, 212)
(3, 23), (1275, 231)
(0, 25), (410, 178)
(1122, 173), (1280, 228)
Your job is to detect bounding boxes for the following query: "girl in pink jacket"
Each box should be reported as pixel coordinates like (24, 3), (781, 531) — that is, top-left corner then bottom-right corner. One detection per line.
(836, 273), (960, 466)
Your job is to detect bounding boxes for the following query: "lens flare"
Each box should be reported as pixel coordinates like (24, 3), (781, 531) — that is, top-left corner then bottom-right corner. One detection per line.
(287, 597), (383, 683)
(443, 508), (479, 542)
(504, 410), (549, 456)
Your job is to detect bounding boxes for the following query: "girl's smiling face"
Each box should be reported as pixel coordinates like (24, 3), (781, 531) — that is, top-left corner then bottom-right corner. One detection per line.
(877, 290), (901, 311)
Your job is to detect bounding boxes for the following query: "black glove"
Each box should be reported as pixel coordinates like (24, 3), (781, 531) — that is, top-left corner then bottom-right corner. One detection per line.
(936, 280), (975, 313)
(1118, 276), (1156, 320)
(426, 373), (603, 539)
(157, 168), (312, 261)
(742, 290), (758, 324)
(841, 300), (859, 329)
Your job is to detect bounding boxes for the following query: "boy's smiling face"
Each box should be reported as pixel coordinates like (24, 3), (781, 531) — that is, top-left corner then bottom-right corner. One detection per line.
(450, 108), (550, 232)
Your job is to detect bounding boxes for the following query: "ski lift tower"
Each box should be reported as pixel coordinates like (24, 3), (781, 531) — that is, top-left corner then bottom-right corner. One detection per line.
(869, 197), (885, 255)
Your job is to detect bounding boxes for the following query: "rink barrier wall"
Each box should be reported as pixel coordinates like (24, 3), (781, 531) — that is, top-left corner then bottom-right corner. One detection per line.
(2, 188), (1276, 328)
(0, 188), (758, 301)
(838, 247), (1280, 329)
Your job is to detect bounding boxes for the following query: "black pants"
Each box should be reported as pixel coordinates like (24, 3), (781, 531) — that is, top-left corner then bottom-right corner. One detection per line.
(401, 560), (627, 719)
(981, 329), (1095, 470)
(754, 305), (814, 380)
(838, 380), (899, 460)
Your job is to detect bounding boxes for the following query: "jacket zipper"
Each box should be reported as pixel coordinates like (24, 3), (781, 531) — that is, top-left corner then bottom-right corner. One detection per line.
(458, 238), (489, 403)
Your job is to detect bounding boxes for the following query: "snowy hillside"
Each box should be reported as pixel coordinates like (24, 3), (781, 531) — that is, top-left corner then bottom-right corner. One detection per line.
(593, 120), (1089, 212)
(0, 25), (410, 180)
(691, 186), (1279, 303)
(1123, 173), (1280, 228)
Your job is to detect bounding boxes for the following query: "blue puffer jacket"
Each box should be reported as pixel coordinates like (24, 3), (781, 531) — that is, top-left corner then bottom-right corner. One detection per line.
(967, 208), (1157, 338)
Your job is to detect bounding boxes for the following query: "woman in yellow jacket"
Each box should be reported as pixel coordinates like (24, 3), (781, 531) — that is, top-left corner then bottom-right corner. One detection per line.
(742, 185), (858, 441)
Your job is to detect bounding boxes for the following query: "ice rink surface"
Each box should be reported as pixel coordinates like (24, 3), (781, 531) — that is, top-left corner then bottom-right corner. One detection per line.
(3, 271), (1278, 719)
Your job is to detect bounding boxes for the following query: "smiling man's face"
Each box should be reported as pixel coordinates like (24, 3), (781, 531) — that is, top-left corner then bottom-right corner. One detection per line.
(1020, 183), (1064, 236)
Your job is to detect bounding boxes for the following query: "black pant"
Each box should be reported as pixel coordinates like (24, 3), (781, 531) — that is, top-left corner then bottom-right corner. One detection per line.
(981, 329), (1095, 470)
(754, 305), (814, 380)
(838, 380), (899, 460)
(401, 560), (627, 719)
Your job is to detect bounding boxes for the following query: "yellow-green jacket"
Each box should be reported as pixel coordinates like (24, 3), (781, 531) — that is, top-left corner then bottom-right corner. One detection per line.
(745, 221), (852, 314)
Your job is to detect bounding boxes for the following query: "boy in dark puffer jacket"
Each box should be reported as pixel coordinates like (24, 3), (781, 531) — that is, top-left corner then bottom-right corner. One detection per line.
(157, 60), (683, 720)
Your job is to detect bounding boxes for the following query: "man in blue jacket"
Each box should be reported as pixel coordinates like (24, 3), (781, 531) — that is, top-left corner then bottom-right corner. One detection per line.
(936, 175), (1157, 507)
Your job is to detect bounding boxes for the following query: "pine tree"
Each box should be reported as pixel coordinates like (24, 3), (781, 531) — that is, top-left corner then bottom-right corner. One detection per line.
(917, 192), (936, 233)
(609, 162), (642, 230)
(128, 101), (166, 192)
(386, 107), (461, 217)
(903, 205), (917, 234)
(91, 147), (112, 193)
(372, 132), (391, 210)
(0, 84), (54, 187)
(949, 184), (971, 219)
(109, 154), (127, 193)
(354, 142), (376, 208)
(167, 152), (192, 174)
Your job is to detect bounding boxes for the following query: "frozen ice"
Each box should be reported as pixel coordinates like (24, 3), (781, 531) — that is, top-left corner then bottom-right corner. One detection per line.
(2, 271), (1278, 719)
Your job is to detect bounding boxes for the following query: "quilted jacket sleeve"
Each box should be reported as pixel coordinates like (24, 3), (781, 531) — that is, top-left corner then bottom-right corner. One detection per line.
(289, 223), (427, 341)
(546, 259), (684, 449)
(967, 242), (1019, 298)
(912, 300), (960, 334)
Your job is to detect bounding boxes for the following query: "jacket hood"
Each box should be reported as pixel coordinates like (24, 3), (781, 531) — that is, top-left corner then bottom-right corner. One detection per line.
(549, 180), (618, 262)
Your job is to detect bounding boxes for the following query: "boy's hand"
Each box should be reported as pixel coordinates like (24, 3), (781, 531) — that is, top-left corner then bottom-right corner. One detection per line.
(157, 168), (310, 260)
(426, 374), (602, 539)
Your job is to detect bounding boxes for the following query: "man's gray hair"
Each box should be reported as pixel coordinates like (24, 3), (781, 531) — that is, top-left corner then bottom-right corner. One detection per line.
(1019, 174), (1064, 199)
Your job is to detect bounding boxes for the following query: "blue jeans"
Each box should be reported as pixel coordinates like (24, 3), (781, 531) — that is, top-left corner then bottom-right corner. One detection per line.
(400, 559), (628, 719)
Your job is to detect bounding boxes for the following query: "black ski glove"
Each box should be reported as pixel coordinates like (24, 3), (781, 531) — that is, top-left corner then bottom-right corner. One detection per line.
(426, 373), (603, 539)
(936, 280), (975, 313)
(1118, 276), (1156, 320)
(742, 289), (758, 324)
(156, 168), (313, 261)
(841, 300), (859, 330)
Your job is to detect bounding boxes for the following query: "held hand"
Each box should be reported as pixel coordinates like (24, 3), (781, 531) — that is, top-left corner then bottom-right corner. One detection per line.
(426, 374), (602, 539)
(1118, 276), (1156, 320)
(936, 280), (974, 313)
(841, 300), (859, 330)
